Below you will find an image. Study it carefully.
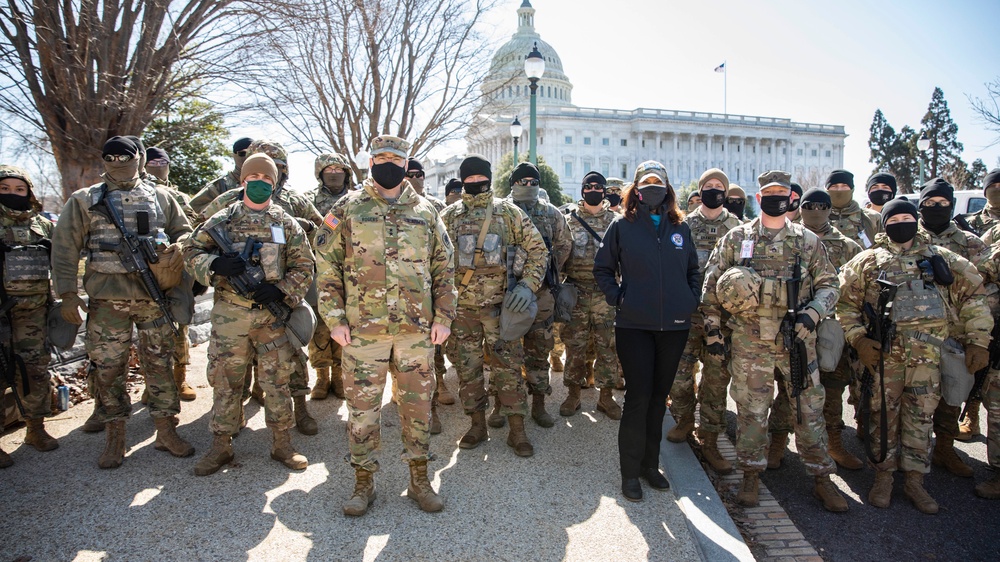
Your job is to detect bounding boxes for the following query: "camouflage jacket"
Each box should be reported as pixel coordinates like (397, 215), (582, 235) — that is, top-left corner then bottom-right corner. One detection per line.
(830, 199), (882, 250)
(190, 171), (241, 214)
(810, 224), (862, 271)
(837, 235), (993, 350)
(440, 191), (548, 308)
(979, 221), (1000, 247)
(199, 183), (324, 236)
(966, 203), (1000, 237)
(684, 206), (743, 275)
(563, 201), (617, 283)
(150, 178), (199, 226)
(702, 217), (840, 335)
(0, 203), (53, 301)
(919, 223), (991, 275)
(183, 201), (314, 306)
(305, 182), (352, 216)
(510, 197), (571, 288)
(313, 179), (457, 337)
(52, 176), (192, 300)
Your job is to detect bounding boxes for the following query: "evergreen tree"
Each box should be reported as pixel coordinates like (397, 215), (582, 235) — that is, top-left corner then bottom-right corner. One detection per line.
(868, 109), (897, 174)
(919, 87), (964, 178)
(894, 126), (921, 193)
(492, 153), (566, 206)
(144, 98), (229, 195)
(966, 158), (989, 190)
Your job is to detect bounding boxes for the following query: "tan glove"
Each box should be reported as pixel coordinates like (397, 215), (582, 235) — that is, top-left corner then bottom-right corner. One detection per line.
(150, 242), (184, 290)
(965, 344), (990, 374)
(60, 292), (88, 325)
(853, 337), (882, 373)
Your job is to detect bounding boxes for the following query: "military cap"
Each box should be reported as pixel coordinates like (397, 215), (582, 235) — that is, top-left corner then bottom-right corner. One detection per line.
(758, 170), (792, 190)
(314, 153), (351, 179)
(605, 177), (626, 190)
(247, 139), (288, 166)
(727, 184), (746, 199)
(369, 135), (410, 159)
(633, 161), (668, 186)
(0, 165), (34, 192)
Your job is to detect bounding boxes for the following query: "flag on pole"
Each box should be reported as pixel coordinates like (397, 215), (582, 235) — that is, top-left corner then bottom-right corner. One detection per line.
(714, 62), (726, 73)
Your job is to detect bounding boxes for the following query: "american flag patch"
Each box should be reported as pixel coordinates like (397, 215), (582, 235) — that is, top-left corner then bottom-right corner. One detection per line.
(324, 213), (341, 231)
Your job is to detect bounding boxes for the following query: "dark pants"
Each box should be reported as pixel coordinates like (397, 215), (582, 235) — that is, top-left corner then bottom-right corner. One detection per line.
(616, 327), (689, 479)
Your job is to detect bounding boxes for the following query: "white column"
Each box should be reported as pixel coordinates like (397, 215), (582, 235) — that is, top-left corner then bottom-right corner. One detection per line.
(689, 135), (695, 185)
(673, 135), (680, 181)
(755, 138), (761, 179)
(707, 135), (714, 170)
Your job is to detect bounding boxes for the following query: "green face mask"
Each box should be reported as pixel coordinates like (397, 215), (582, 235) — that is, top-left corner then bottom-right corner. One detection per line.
(246, 180), (273, 204)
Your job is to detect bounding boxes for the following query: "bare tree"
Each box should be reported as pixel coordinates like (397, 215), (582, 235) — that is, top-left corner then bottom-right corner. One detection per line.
(250, 0), (501, 170)
(0, 1), (243, 199)
(968, 77), (1000, 147)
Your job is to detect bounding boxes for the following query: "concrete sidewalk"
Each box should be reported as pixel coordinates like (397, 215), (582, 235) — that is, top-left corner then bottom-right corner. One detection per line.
(1, 340), (750, 561)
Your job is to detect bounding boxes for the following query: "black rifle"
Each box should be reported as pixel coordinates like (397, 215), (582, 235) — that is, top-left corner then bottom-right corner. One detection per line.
(541, 236), (561, 299)
(205, 226), (293, 330)
(778, 253), (808, 424)
(90, 189), (179, 335)
(859, 274), (899, 464)
(0, 246), (29, 415)
(960, 319), (1000, 422)
(953, 213), (980, 236)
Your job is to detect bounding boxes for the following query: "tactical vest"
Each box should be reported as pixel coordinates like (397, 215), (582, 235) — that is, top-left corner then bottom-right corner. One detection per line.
(743, 226), (814, 320)
(86, 183), (165, 274)
(819, 235), (855, 271)
(687, 211), (741, 272)
(868, 248), (948, 333)
(217, 206), (288, 282)
(517, 200), (557, 241)
(566, 209), (614, 279)
(830, 208), (875, 248)
(0, 221), (49, 293)
(449, 201), (512, 277)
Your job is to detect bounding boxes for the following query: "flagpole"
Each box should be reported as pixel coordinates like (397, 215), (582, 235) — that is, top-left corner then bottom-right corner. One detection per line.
(724, 60), (727, 116)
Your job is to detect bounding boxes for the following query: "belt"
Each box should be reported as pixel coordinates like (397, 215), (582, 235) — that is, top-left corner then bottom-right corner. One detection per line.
(136, 315), (171, 331)
(903, 330), (946, 348)
(217, 289), (267, 310)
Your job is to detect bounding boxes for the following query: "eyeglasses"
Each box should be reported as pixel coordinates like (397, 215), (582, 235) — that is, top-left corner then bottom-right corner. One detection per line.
(516, 179), (540, 187)
(726, 198), (745, 204)
(581, 183), (604, 191)
(235, 150), (248, 157)
(921, 201), (951, 208)
(103, 154), (134, 162)
(801, 202), (831, 211)
(406, 172), (424, 179)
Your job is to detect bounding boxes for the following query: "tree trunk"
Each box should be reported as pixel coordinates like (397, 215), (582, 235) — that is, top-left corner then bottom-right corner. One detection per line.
(54, 151), (103, 203)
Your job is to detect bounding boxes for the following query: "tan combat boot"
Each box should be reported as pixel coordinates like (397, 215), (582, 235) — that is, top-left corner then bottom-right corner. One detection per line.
(767, 432), (788, 470)
(81, 402), (104, 433)
(974, 473), (1000, 499)
(736, 470), (760, 506)
(903, 471), (939, 514)
(293, 395), (318, 436)
(957, 403), (981, 442)
(560, 384), (582, 417)
(932, 437), (973, 478)
(153, 416), (195, 457)
(430, 400), (442, 435)
(270, 428), (307, 469)
(0, 445), (12, 468)
(868, 470), (894, 508)
(24, 418), (59, 452)
(531, 394), (554, 428)
(813, 475), (848, 512)
(407, 459), (444, 512)
(175, 363), (196, 401)
(507, 414), (534, 457)
(436, 373), (456, 405)
(596, 388), (622, 420)
(828, 428), (863, 470)
(98, 420), (127, 469)
(699, 431), (733, 475)
(667, 413), (695, 443)
(329, 368), (345, 400)
(343, 467), (376, 516)
(487, 396), (506, 428)
(193, 434), (234, 476)
(310, 367), (331, 400)
(549, 350), (564, 372)
(458, 411), (488, 449)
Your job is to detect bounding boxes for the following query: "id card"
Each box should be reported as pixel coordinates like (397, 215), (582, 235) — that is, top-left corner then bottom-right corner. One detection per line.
(270, 224), (286, 244)
(858, 231), (871, 249)
(740, 239), (754, 259)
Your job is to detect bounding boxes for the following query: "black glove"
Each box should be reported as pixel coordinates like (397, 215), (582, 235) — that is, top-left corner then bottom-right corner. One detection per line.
(34, 239), (52, 252)
(252, 282), (284, 304)
(705, 328), (725, 357)
(210, 254), (246, 277)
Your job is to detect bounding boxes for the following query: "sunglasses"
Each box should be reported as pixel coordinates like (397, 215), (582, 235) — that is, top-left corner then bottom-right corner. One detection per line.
(103, 154), (134, 162)
(581, 183), (604, 191)
(921, 201), (951, 208)
(516, 179), (540, 187)
(726, 198), (745, 204)
(235, 150), (248, 157)
(801, 202), (831, 211)
(406, 172), (424, 179)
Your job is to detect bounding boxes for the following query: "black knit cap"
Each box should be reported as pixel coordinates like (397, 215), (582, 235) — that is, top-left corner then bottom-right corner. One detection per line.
(445, 178), (463, 194)
(825, 169), (854, 189)
(919, 177), (954, 205)
(146, 147), (169, 163)
(125, 135), (145, 155)
(866, 172), (897, 195)
(687, 191), (700, 202)
(801, 187), (831, 206)
(407, 158), (423, 172)
(880, 196), (918, 226)
(459, 154), (492, 181)
(790, 182), (803, 197)
(983, 168), (1000, 191)
(509, 162), (540, 186)
(582, 171), (606, 187)
(102, 136), (138, 157)
(233, 137), (253, 153)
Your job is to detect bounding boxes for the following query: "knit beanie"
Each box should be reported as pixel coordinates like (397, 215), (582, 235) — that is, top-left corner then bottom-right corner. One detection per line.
(919, 177), (954, 205)
(459, 155), (492, 181)
(102, 136), (138, 158)
(825, 169), (854, 189)
(698, 168), (730, 191)
(881, 196), (918, 226)
(240, 153), (278, 183)
(866, 172), (897, 195)
(801, 187), (831, 206)
(983, 168), (1000, 191)
(510, 162), (540, 186)
(233, 137), (254, 153)
(582, 171), (606, 187)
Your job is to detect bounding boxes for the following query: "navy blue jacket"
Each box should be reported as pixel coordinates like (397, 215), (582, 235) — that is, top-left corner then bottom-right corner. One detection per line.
(593, 205), (701, 331)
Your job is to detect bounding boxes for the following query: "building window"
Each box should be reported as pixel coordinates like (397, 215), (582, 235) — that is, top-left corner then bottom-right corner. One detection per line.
(621, 163), (628, 177)
(641, 140), (646, 148)
(797, 148), (803, 156)
(547, 86), (552, 97)
(602, 138), (610, 146)
(565, 136), (573, 145)
(620, 139), (628, 147)
(767, 146), (772, 154)
(737, 145), (740, 153)
(811, 149), (818, 157)
(582, 159), (592, 172)
(507, 86), (512, 97)
(565, 162), (573, 177)
(825, 150), (832, 157)
(516, 85), (520, 96)
(783, 148), (787, 155)
(584, 137), (591, 145)
(601, 162), (610, 177)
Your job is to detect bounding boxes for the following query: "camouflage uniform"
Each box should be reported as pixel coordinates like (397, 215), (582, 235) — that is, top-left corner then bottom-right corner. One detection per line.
(559, 202), (620, 389)
(672, 205), (743, 432)
(440, 191), (547, 418)
(184, 201), (314, 435)
(702, 217), (839, 476)
(190, 171), (241, 215)
(313, 178), (456, 471)
(966, 203), (1000, 238)
(837, 233), (992, 473)
(830, 200), (882, 250)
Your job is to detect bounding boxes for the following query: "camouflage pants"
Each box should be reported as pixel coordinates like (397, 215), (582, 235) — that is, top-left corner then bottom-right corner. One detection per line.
(446, 304), (529, 417)
(932, 396), (961, 440)
(523, 288), (555, 396)
(86, 299), (177, 422)
(434, 345), (446, 378)
(868, 337), (941, 473)
(0, 298), (51, 419)
(985, 369), (1000, 469)
(308, 302), (342, 375)
(771, 348), (853, 434)
(206, 300), (294, 435)
(559, 284), (619, 389)
(173, 324), (190, 365)
(730, 324), (834, 476)
(343, 332), (434, 471)
(671, 316), (732, 433)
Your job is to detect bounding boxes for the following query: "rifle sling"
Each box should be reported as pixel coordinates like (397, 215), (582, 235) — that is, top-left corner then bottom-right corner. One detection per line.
(571, 210), (603, 243)
(458, 200), (494, 294)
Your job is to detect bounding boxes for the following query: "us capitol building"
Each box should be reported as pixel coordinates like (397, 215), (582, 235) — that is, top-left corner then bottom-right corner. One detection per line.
(427, 1), (847, 203)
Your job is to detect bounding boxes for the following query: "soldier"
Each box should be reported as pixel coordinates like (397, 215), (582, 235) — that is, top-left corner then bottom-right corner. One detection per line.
(504, 162), (571, 429)
(440, 155), (547, 457)
(185, 153), (313, 475)
(201, 140), (323, 435)
(444, 179), (463, 206)
(964, 168), (1000, 236)
(313, 135), (456, 516)
(865, 172), (896, 214)
(976, 242), (1000, 498)
(786, 182), (802, 222)
(190, 137), (253, 214)
(605, 178), (625, 213)
(303, 152), (354, 402)
(686, 191), (701, 212)
(724, 184), (747, 221)
(0, 165), (58, 467)
(702, 170), (847, 512)
(668, 168), (743, 475)
(838, 197), (992, 513)
(768, 188), (864, 471)
(826, 169), (882, 249)
(558, 171), (622, 420)
(52, 136), (193, 469)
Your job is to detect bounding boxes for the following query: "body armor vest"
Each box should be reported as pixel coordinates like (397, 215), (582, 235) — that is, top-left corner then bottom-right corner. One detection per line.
(869, 248), (948, 331)
(452, 202), (510, 276)
(687, 211), (741, 272)
(218, 206), (287, 282)
(566, 209), (614, 280)
(1, 222), (49, 293)
(86, 183), (165, 274)
(744, 227), (813, 319)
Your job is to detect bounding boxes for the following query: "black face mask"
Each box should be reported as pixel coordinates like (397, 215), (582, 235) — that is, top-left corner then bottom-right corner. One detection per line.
(885, 221), (918, 244)
(724, 199), (745, 218)
(868, 190), (893, 207)
(787, 198), (800, 212)
(759, 195), (790, 217)
(0, 193), (32, 211)
(638, 185), (667, 209)
(583, 190), (605, 206)
(700, 190), (725, 209)
(606, 193), (622, 207)
(370, 162), (406, 189)
(463, 180), (491, 195)
(919, 205), (953, 234)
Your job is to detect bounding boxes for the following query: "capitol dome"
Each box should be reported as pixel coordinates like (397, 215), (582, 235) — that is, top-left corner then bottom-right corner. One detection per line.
(481, 1), (574, 109)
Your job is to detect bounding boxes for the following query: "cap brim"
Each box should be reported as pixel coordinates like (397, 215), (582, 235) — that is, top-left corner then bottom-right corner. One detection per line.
(760, 181), (790, 190)
(639, 173), (666, 184)
(371, 148), (408, 159)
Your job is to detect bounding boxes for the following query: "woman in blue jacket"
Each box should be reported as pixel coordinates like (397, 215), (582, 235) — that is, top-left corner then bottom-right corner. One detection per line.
(594, 161), (701, 502)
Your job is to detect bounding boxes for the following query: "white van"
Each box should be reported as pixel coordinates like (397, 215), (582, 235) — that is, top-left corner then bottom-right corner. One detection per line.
(900, 189), (986, 215)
